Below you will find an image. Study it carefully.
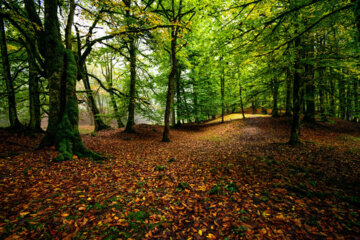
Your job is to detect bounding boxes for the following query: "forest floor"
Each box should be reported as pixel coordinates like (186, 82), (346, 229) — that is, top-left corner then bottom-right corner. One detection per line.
(0, 115), (360, 239)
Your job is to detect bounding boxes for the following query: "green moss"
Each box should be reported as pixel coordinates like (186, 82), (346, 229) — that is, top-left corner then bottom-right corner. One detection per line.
(53, 50), (105, 162)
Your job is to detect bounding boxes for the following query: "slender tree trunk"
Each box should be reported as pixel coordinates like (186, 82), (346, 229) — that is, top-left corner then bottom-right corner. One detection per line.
(162, 26), (177, 142)
(329, 70), (336, 117)
(339, 78), (346, 119)
(289, 36), (302, 145)
(285, 68), (292, 116)
(319, 78), (327, 121)
(124, 37), (137, 133)
(303, 78), (315, 123)
(106, 75), (124, 128)
(346, 83), (352, 121)
(303, 40), (315, 123)
(220, 57), (225, 123)
(28, 53), (41, 131)
(0, 12), (22, 129)
(239, 83), (245, 119)
(251, 99), (257, 114)
(354, 78), (359, 122)
(83, 65), (110, 131)
(272, 78), (279, 117)
(175, 65), (182, 127)
(192, 81), (199, 123)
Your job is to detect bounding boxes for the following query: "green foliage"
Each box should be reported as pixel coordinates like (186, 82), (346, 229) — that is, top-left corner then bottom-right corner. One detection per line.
(154, 165), (165, 171)
(177, 181), (189, 190)
(225, 181), (238, 194)
(167, 158), (176, 163)
(209, 183), (222, 195)
(127, 211), (149, 222)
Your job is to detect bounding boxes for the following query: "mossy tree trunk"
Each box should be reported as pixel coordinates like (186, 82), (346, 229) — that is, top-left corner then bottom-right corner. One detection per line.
(39, 0), (102, 162)
(0, 11), (23, 129)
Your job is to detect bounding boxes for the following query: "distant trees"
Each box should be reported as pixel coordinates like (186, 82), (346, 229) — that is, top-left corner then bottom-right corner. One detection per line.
(0, 0), (358, 154)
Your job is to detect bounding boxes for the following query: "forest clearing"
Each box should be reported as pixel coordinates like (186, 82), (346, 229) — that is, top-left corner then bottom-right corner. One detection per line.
(1, 115), (360, 239)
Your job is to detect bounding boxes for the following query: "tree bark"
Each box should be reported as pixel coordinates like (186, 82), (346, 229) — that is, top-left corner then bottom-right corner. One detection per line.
(28, 53), (41, 131)
(83, 65), (110, 131)
(239, 83), (245, 119)
(354, 78), (359, 122)
(289, 36), (302, 145)
(285, 68), (292, 116)
(0, 11), (23, 129)
(272, 78), (279, 117)
(220, 58), (225, 123)
(303, 40), (315, 123)
(175, 65), (182, 126)
(162, 25), (177, 142)
(39, 0), (102, 162)
(124, 38), (137, 133)
(105, 68), (124, 128)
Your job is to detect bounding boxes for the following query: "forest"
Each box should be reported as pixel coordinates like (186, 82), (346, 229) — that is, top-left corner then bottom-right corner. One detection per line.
(0, 0), (359, 239)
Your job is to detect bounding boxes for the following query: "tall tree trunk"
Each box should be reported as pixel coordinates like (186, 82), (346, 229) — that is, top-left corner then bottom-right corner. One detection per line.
(303, 78), (315, 123)
(329, 70), (336, 117)
(106, 75), (124, 128)
(124, 37), (137, 133)
(346, 83), (351, 121)
(83, 65), (110, 131)
(289, 36), (302, 145)
(28, 53), (41, 131)
(239, 83), (245, 119)
(192, 81), (199, 123)
(285, 68), (292, 116)
(251, 98), (257, 114)
(221, 65), (225, 123)
(0, 12), (22, 129)
(39, 0), (102, 162)
(354, 78), (359, 122)
(339, 77), (346, 119)
(175, 65), (182, 126)
(162, 26), (177, 142)
(303, 40), (315, 123)
(272, 78), (279, 117)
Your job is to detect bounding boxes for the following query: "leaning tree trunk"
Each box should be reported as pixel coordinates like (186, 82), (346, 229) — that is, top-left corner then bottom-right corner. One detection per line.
(162, 26), (177, 142)
(289, 36), (302, 145)
(0, 12), (22, 129)
(39, 0), (102, 162)
(83, 65), (110, 131)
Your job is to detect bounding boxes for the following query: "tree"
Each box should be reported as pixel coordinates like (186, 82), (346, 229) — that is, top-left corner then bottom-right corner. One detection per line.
(0, 8), (23, 129)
